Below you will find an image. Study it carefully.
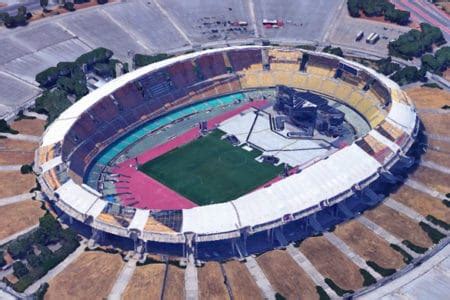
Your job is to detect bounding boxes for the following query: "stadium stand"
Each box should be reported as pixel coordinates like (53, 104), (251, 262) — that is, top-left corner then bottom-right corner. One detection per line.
(36, 46), (418, 261)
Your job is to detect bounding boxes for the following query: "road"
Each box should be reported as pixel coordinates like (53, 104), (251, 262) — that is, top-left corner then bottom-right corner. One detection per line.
(391, 0), (450, 40)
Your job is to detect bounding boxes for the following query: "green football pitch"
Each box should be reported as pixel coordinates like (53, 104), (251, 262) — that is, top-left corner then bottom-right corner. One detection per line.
(138, 130), (283, 206)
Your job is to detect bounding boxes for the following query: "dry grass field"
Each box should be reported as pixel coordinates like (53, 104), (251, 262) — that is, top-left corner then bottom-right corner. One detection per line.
(422, 149), (450, 169)
(123, 262), (165, 300)
(222, 260), (264, 300)
(298, 236), (364, 291)
(10, 118), (46, 136)
(411, 165), (450, 194)
(334, 220), (404, 270)
(0, 171), (35, 198)
(406, 87), (450, 109)
(162, 264), (185, 300)
(364, 205), (433, 248)
(0, 138), (37, 165)
(256, 250), (318, 300)
(46, 251), (124, 300)
(0, 200), (44, 241)
(419, 113), (450, 136)
(427, 139), (450, 153)
(198, 262), (229, 300)
(391, 185), (450, 223)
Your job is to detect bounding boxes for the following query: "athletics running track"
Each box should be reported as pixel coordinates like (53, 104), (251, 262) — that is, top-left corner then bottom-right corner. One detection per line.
(112, 100), (269, 210)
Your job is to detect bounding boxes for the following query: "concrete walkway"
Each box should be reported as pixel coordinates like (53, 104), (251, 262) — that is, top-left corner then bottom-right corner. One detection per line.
(0, 133), (40, 143)
(286, 245), (338, 298)
(421, 160), (450, 175)
(245, 256), (276, 300)
(0, 165), (22, 172)
(359, 239), (450, 299)
(0, 224), (38, 246)
(153, 0), (193, 46)
(185, 261), (198, 300)
(108, 258), (137, 300)
(357, 216), (418, 258)
(405, 178), (446, 199)
(385, 198), (449, 235)
(0, 193), (34, 207)
(23, 111), (47, 121)
(324, 232), (382, 280)
(426, 133), (450, 143)
(24, 243), (86, 294)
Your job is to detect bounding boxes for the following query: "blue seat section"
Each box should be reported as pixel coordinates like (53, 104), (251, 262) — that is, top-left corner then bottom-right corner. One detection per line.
(84, 93), (244, 184)
(245, 230), (276, 256)
(97, 231), (135, 251)
(195, 239), (237, 261)
(146, 241), (185, 257)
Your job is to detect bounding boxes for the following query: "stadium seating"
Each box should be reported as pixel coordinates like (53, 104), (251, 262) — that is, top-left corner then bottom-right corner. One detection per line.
(195, 53), (227, 80)
(228, 49), (262, 72)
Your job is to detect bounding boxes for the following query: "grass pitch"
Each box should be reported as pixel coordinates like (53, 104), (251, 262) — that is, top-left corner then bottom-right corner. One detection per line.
(139, 130), (282, 206)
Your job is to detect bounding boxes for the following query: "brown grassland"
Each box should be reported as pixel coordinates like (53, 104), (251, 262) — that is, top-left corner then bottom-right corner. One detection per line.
(334, 220), (404, 270)
(223, 260), (264, 300)
(0, 172), (35, 198)
(299, 236), (364, 291)
(46, 251), (124, 300)
(256, 250), (318, 299)
(123, 262), (165, 300)
(0, 200), (44, 241)
(198, 262), (229, 300)
(364, 205), (433, 248)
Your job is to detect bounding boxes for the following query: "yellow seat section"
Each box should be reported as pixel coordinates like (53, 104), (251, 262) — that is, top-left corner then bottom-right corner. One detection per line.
(291, 72), (308, 89)
(334, 83), (353, 100)
(347, 90), (364, 107)
(320, 79), (339, 97)
(304, 75), (323, 92)
(369, 111), (385, 128)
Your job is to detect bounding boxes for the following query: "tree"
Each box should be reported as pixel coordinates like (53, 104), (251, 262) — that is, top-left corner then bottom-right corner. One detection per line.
(64, 2), (75, 11)
(40, 0), (48, 11)
(17, 5), (27, 16)
(12, 261), (29, 278)
(20, 164), (33, 174)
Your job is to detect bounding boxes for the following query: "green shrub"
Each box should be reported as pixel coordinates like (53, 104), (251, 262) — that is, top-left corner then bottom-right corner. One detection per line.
(20, 164), (33, 174)
(390, 66), (427, 85)
(76, 47), (113, 67)
(366, 260), (396, 277)
(133, 53), (174, 68)
(0, 119), (19, 134)
(13, 261), (29, 278)
(316, 286), (330, 300)
(34, 89), (71, 125)
(419, 221), (446, 244)
(275, 293), (286, 300)
(64, 2), (75, 11)
(347, 0), (410, 25)
(324, 278), (354, 297)
(390, 244), (413, 264)
(34, 282), (49, 300)
(97, 0), (108, 4)
(443, 199), (450, 208)
(376, 57), (401, 75)
(402, 240), (427, 254)
(389, 23), (446, 59)
(421, 83), (442, 89)
(0, 251), (6, 268)
(360, 268), (377, 286)
(322, 46), (343, 57)
(426, 215), (450, 231)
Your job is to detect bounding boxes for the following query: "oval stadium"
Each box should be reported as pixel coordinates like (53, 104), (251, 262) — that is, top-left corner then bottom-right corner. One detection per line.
(0, 1), (449, 299)
(37, 46), (419, 262)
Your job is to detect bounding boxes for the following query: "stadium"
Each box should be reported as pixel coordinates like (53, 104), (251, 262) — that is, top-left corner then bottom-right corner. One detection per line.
(36, 46), (419, 262)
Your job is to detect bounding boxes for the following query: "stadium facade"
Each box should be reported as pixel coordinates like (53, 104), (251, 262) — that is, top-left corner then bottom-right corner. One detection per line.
(36, 46), (419, 261)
